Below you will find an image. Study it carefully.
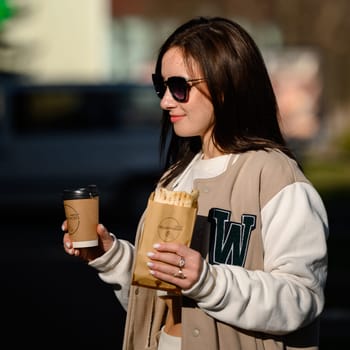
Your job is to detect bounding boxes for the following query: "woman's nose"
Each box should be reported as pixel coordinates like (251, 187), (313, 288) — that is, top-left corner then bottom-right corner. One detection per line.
(160, 87), (176, 109)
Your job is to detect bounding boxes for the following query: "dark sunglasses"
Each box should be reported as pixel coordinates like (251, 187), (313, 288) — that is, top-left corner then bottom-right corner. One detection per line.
(152, 74), (206, 102)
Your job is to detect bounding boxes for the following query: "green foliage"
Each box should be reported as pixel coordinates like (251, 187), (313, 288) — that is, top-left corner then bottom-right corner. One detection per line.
(303, 157), (350, 199)
(0, 0), (13, 26)
(335, 127), (350, 156)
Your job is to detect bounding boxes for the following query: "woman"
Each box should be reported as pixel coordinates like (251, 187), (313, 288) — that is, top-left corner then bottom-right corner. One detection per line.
(63, 16), (328, 350)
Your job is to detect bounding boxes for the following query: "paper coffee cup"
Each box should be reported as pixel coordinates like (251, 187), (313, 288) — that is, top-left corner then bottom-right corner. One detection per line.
(63, 184), (99, 248)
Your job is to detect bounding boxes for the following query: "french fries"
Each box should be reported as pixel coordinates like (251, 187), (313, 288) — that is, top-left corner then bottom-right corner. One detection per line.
(153, 188), (199, 207)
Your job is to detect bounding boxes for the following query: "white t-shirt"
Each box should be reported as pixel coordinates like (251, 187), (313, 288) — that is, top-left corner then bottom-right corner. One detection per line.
(172, 152), (235, 192)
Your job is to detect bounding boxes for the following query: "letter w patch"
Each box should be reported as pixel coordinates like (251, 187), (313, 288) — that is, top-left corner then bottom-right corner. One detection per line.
(208, 208), (256, 266)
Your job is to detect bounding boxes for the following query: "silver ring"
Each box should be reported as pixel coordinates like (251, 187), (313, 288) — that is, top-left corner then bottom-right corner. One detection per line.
(178, 256), (185, 268)
(174, 268), (186, 279)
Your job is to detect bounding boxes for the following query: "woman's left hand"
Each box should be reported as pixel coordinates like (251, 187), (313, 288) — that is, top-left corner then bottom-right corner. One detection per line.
(146, 242), (203, 290)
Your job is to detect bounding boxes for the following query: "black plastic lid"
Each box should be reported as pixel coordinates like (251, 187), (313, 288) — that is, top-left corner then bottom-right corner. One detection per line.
(63, 184), (99, 200)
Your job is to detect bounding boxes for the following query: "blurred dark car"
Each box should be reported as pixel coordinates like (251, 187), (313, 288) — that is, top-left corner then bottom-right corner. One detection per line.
(0, 81), (163, 225)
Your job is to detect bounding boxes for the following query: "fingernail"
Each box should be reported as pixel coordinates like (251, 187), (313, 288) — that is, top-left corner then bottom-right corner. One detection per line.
(61, 224), (65, 231)
(147, 252), (155, 258)
(153, 243), (161, 249)
(149, 270), (155, 275)
(147, 262), (154, 267)
(65, 241), (71, 249)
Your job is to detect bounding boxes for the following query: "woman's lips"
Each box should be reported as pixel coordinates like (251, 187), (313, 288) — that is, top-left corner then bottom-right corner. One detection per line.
(170, 115), (185, 123)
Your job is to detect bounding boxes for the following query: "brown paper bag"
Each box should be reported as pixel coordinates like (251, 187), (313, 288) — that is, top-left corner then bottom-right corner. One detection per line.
(132, 190), (198, 293)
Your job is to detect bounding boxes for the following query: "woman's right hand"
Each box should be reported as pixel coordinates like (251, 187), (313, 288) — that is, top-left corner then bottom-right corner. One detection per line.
(62, 221), (114, 262)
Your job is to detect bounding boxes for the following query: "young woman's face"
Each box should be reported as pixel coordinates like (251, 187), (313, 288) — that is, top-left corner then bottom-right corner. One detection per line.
(160, 47), (214, 141)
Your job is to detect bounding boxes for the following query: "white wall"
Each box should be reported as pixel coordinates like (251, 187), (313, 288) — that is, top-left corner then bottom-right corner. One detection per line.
(6, 0), (112, 82)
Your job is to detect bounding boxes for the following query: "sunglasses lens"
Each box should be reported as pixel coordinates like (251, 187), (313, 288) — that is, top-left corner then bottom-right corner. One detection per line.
(167, 77), (188, 102)
(152, 74), (166, 98)
(152, 75), (189, 102)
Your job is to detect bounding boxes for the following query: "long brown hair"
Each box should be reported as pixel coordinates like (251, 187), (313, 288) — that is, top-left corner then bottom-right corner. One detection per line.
(154, 16), (296, 186)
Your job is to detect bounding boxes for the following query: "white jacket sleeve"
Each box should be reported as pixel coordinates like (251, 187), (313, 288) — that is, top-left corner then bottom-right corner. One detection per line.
(88, 234), (135, 311)
(182, 182), (329, 334)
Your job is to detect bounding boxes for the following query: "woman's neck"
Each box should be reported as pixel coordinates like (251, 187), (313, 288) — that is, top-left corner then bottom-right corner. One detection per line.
(201, 140), (224, 159)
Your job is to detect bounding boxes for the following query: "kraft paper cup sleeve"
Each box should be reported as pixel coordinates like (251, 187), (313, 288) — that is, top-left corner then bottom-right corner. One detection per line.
(132, 191), (198, 293)
(63, 185), (99, 248)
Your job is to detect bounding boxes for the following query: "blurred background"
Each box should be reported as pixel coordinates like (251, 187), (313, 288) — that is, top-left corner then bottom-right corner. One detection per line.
(0, 0), (349, 349)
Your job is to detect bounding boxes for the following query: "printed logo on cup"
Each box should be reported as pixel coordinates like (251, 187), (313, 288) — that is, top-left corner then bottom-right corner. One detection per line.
(64, 204), (80, 234)
(158, 217), (183, 242)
